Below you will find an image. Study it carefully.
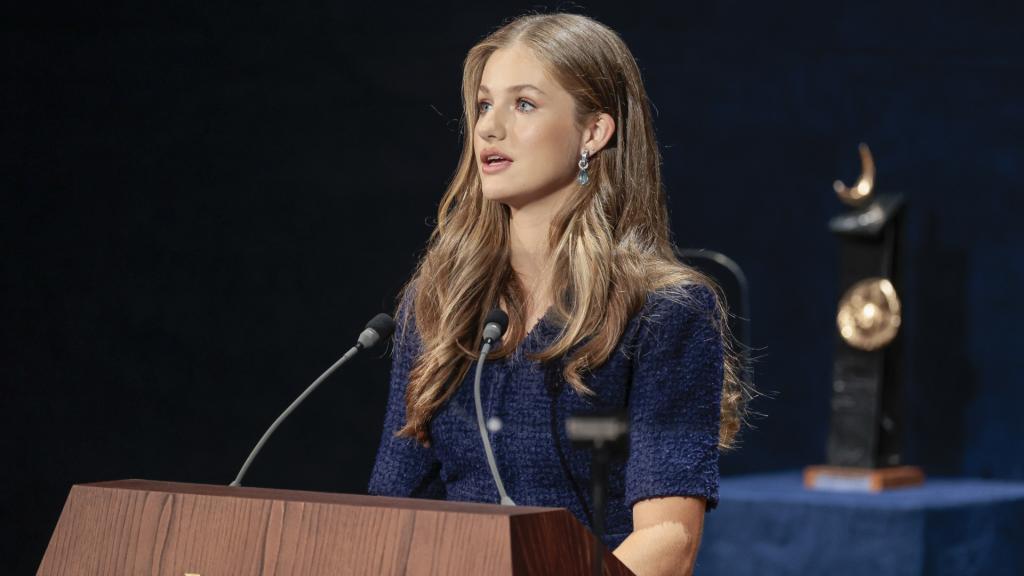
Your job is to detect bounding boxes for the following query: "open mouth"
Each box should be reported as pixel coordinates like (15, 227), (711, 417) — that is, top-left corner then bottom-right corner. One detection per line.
(480, 150), (513, 173)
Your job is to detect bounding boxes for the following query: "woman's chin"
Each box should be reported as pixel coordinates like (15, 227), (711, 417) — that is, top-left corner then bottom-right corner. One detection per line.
(481, 185), (575, 212)
(481, 187), (521, 204)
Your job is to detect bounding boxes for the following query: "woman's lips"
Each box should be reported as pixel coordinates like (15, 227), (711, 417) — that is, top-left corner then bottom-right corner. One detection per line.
(481, 159), (513, 174)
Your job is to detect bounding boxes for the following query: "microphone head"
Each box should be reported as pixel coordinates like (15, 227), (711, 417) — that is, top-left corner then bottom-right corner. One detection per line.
(482, 308), (509, 343)
(357, 313), (396, 349)
(366, 313), (396, 340)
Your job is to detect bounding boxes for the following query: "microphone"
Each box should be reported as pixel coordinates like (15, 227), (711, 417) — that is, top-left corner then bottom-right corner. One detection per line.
(473, 309), (515, 505)
(482, 309), (507, 345)
(229, 312), (396, 487)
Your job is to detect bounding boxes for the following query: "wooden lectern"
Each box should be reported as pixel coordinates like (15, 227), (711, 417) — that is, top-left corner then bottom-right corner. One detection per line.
(37, 480), (633, 575)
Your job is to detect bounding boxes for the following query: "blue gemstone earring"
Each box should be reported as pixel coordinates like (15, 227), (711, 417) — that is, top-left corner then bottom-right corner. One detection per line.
(577, 149), (590, 185)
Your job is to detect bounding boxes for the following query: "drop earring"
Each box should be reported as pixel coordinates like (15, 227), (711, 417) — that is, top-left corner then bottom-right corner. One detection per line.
(577, 149), (590, 185)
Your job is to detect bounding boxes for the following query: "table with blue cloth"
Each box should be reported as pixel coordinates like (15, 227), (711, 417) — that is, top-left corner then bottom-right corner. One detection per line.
(696, 471), (1024, 576)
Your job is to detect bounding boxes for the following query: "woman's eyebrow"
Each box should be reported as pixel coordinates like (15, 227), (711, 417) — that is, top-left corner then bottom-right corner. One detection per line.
(478, 84), (547, 95)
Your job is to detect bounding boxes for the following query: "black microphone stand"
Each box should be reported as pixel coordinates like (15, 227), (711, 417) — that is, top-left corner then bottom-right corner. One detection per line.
(566, 411), (629, 576)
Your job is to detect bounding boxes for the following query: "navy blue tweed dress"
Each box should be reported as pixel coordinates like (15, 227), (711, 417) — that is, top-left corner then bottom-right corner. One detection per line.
(368, 282), (724, 549)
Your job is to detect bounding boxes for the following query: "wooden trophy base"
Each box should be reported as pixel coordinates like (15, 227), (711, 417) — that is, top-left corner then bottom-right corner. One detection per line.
(803, 465), (925, 493)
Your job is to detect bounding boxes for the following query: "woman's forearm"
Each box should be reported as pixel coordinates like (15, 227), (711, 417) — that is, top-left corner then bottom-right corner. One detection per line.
(612, 521), (698, 576)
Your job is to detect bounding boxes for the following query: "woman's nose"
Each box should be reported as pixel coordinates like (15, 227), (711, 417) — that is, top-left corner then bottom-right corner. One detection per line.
(476, 108), (506, 141)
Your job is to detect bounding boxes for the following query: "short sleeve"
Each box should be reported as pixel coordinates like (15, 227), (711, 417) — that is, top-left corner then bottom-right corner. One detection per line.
(367, 289), (446, 499)
(625, 283), (724, 510)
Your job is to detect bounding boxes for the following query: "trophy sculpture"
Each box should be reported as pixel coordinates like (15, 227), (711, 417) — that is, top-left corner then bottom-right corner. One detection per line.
(804, 144), (924, 492)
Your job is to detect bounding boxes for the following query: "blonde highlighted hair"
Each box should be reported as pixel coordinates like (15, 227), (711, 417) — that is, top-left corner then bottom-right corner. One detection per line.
(396, 13), (748, 450)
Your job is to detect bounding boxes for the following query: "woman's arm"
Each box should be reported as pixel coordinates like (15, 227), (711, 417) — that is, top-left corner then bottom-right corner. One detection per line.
(613, 496), (706, 576)
(367, 290), (445, 498)
(618, 284), (724, 574)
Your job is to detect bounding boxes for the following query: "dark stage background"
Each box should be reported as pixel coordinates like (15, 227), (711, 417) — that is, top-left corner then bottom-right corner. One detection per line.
(4, 1), (1022, 572)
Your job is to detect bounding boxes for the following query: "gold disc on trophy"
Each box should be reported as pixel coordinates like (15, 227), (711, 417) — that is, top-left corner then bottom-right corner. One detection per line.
(836, 277), (902, 351)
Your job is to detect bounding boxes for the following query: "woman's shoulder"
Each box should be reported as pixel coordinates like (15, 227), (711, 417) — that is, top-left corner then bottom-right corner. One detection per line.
(614, 280), (720, 354)
(392, 281), (423, 358)
(638, 280), (718, 325)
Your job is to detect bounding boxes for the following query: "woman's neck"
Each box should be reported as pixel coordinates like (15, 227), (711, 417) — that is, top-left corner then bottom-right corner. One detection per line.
(505, 181), (576, 318)
(507, 201), (558, 312)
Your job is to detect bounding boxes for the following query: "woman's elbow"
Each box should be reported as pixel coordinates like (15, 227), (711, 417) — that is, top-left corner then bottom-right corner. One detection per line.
(614, 521), (700, 576)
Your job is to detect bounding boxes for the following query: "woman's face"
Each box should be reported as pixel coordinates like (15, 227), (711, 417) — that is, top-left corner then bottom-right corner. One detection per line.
(474, 44), (583, 209)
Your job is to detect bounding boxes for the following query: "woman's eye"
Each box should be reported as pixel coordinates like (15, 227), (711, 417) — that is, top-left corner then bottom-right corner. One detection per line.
(477, 99), (534, 114)
(516, 99), (536, 112)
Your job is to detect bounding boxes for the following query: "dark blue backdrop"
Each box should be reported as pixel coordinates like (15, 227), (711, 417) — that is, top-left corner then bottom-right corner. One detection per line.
(3, 1), (1022, 572)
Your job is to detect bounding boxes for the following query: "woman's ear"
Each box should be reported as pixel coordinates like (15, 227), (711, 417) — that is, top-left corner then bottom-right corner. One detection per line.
(581, 112), (616, 155)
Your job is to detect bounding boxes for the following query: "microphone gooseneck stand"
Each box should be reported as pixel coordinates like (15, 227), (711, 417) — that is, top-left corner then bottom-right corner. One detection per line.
(474, 339), (515, 506)
(229, 313), (395, 487)
(474, 309), (515, 506)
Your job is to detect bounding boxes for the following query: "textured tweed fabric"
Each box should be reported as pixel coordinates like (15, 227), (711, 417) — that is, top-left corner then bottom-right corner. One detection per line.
(368, 282), (724, 549)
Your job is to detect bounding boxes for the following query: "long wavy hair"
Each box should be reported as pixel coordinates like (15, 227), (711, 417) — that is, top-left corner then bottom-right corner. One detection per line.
(395, 13), (748, 450)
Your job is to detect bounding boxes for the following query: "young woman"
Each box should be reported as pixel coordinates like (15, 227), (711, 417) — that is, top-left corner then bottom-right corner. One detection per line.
(369, 13), (746, 576)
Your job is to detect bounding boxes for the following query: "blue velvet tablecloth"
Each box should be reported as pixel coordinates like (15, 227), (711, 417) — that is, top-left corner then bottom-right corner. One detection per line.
(695, 471), (1024, 576)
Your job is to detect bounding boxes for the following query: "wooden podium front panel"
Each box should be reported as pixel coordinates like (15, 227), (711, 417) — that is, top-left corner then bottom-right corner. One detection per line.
(39, 483), (434, 575)
(37, 480), (631, 575)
